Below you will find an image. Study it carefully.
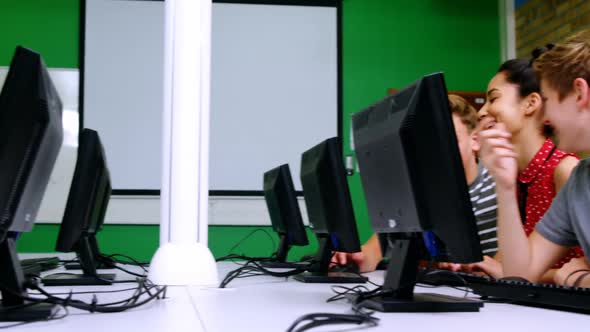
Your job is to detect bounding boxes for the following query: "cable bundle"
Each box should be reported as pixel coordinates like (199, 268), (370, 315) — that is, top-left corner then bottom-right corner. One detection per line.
(219, 259), (311, 288)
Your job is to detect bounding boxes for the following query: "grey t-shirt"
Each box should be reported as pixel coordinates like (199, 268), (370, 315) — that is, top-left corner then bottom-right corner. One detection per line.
(536, 158), (590, 255)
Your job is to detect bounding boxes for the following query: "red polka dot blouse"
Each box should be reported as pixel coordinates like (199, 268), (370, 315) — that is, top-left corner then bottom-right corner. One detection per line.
(518, 138), (583, 268)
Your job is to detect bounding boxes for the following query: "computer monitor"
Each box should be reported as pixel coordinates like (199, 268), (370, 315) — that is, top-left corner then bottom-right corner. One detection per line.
(295, 137), (367, 283)
(0, 46), (63, 321)
(42, 128), (114, 286)
(261, 164), (309, 268)
(352, 72), (483, 312)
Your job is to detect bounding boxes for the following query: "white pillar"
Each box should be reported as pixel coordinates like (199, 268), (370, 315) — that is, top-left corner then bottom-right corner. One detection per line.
(148, 0), (218, 286)
(499, 0), (516, 61)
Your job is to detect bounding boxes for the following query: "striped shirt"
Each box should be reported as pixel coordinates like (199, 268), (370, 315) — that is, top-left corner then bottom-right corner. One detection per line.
(469, 164), (498, 256)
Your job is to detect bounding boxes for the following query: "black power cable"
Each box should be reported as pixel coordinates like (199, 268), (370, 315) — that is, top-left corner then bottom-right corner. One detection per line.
(215, 228), (281, 263)
(103, 253), (149, 268)
(0, 275), (166, 317)
(28, 279), (167, 313)
(219, 259), (311, 288)
(285, 311), (379, 332)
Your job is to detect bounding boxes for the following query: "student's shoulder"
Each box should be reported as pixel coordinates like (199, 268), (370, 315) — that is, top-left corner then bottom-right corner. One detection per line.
(556, 155), (580, 170)
(558, 158), (590, 196)
(574, 158), (590, 178)
(554, 155), (580, 192)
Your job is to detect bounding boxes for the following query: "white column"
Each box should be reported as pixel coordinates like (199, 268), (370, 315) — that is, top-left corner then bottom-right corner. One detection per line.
(499, 0), (516, 61)
(148, 0), (218, 286)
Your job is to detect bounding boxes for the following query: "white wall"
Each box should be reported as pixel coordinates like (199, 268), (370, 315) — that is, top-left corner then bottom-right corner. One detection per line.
(1, 66), (309, 226)
(55, 195), (310, 226)
(83, 0), (338, 191)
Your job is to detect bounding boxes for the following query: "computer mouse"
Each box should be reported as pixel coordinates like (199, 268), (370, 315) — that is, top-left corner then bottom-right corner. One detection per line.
(499, 276), (530, 283)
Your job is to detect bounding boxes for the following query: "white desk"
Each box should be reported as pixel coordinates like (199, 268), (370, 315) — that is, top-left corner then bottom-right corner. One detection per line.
(5, 254), (205, 332)
(192, 263), (590, 332)
(4, 259), (590, 331)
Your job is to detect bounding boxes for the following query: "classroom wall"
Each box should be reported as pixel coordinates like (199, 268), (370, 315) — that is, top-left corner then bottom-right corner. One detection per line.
(515, 0), (590, 59)
(1, 0), (501, 262)
(342, 0), (501, 245)
(0, 1), (79, 68)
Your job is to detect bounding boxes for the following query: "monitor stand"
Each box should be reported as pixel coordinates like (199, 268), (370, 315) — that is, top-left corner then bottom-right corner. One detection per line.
(258, 234), (309, 269)
(293, 236), (367, 284)
(355, 233), (483, 312)
(63, 237), (111, 270)
(43, 235), (115, 286)
(0, 238), (57, 321)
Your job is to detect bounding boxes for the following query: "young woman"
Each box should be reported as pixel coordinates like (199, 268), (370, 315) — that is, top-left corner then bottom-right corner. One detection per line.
(475, 57), (582, 281)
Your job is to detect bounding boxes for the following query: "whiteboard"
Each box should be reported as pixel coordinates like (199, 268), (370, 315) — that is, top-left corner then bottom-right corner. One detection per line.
(83, 0), (337, 191)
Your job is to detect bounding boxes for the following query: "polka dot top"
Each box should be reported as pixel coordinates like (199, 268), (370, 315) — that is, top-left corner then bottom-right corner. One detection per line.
(517, 138), (583, 268)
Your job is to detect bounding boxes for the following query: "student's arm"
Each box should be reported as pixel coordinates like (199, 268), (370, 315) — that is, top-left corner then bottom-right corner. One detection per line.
(540, 269), (557, 283)
(467, 255), (503, 278)
(478, 125), (569, 281)
(493, 251), (502, 261)
(465, 252), (555, 282)
(499, 187), (570, 280)
(576, 274), (590, 288)
(332, 233), (382, 272)
(554, 156), (579, 193)
(554, 257), (590, 287)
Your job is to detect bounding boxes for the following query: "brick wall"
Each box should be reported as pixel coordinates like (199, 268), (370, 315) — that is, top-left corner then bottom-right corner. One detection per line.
(516, 0), (590, 58)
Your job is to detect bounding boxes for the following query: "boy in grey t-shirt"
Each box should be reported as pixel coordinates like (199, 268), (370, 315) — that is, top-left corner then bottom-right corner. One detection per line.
(477, 29), (590, 287)
(536, 159), (590, 257)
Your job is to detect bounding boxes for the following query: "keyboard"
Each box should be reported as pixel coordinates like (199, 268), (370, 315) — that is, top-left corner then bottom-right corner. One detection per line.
(20, 256), (60, 276)
(468, 277), (590, 313)
(418, 268), (590, 313)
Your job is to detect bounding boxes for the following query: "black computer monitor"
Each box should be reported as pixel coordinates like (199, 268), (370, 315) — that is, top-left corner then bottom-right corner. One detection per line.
(0, 46), (63, 321)
(352, 72), (483, 312)
(42, 128), (114, 286)
(262, 164), (309, 268)
(295, 137), (367, 283)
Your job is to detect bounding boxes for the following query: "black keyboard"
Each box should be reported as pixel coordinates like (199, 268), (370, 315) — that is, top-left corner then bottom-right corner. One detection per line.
(418, 268), (590, 313)
(21, 263), (43, 276)
(20, 256), (60, 275)
(468, 277), (590, 313)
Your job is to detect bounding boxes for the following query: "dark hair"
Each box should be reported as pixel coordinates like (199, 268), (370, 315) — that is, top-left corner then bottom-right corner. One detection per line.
(497, 57), (553, 137)
(497, 58), (540, 98)
(531, 43), (555, 64)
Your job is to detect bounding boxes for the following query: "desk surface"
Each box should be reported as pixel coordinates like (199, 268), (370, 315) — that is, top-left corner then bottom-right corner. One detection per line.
(4, 258), (590, 331)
